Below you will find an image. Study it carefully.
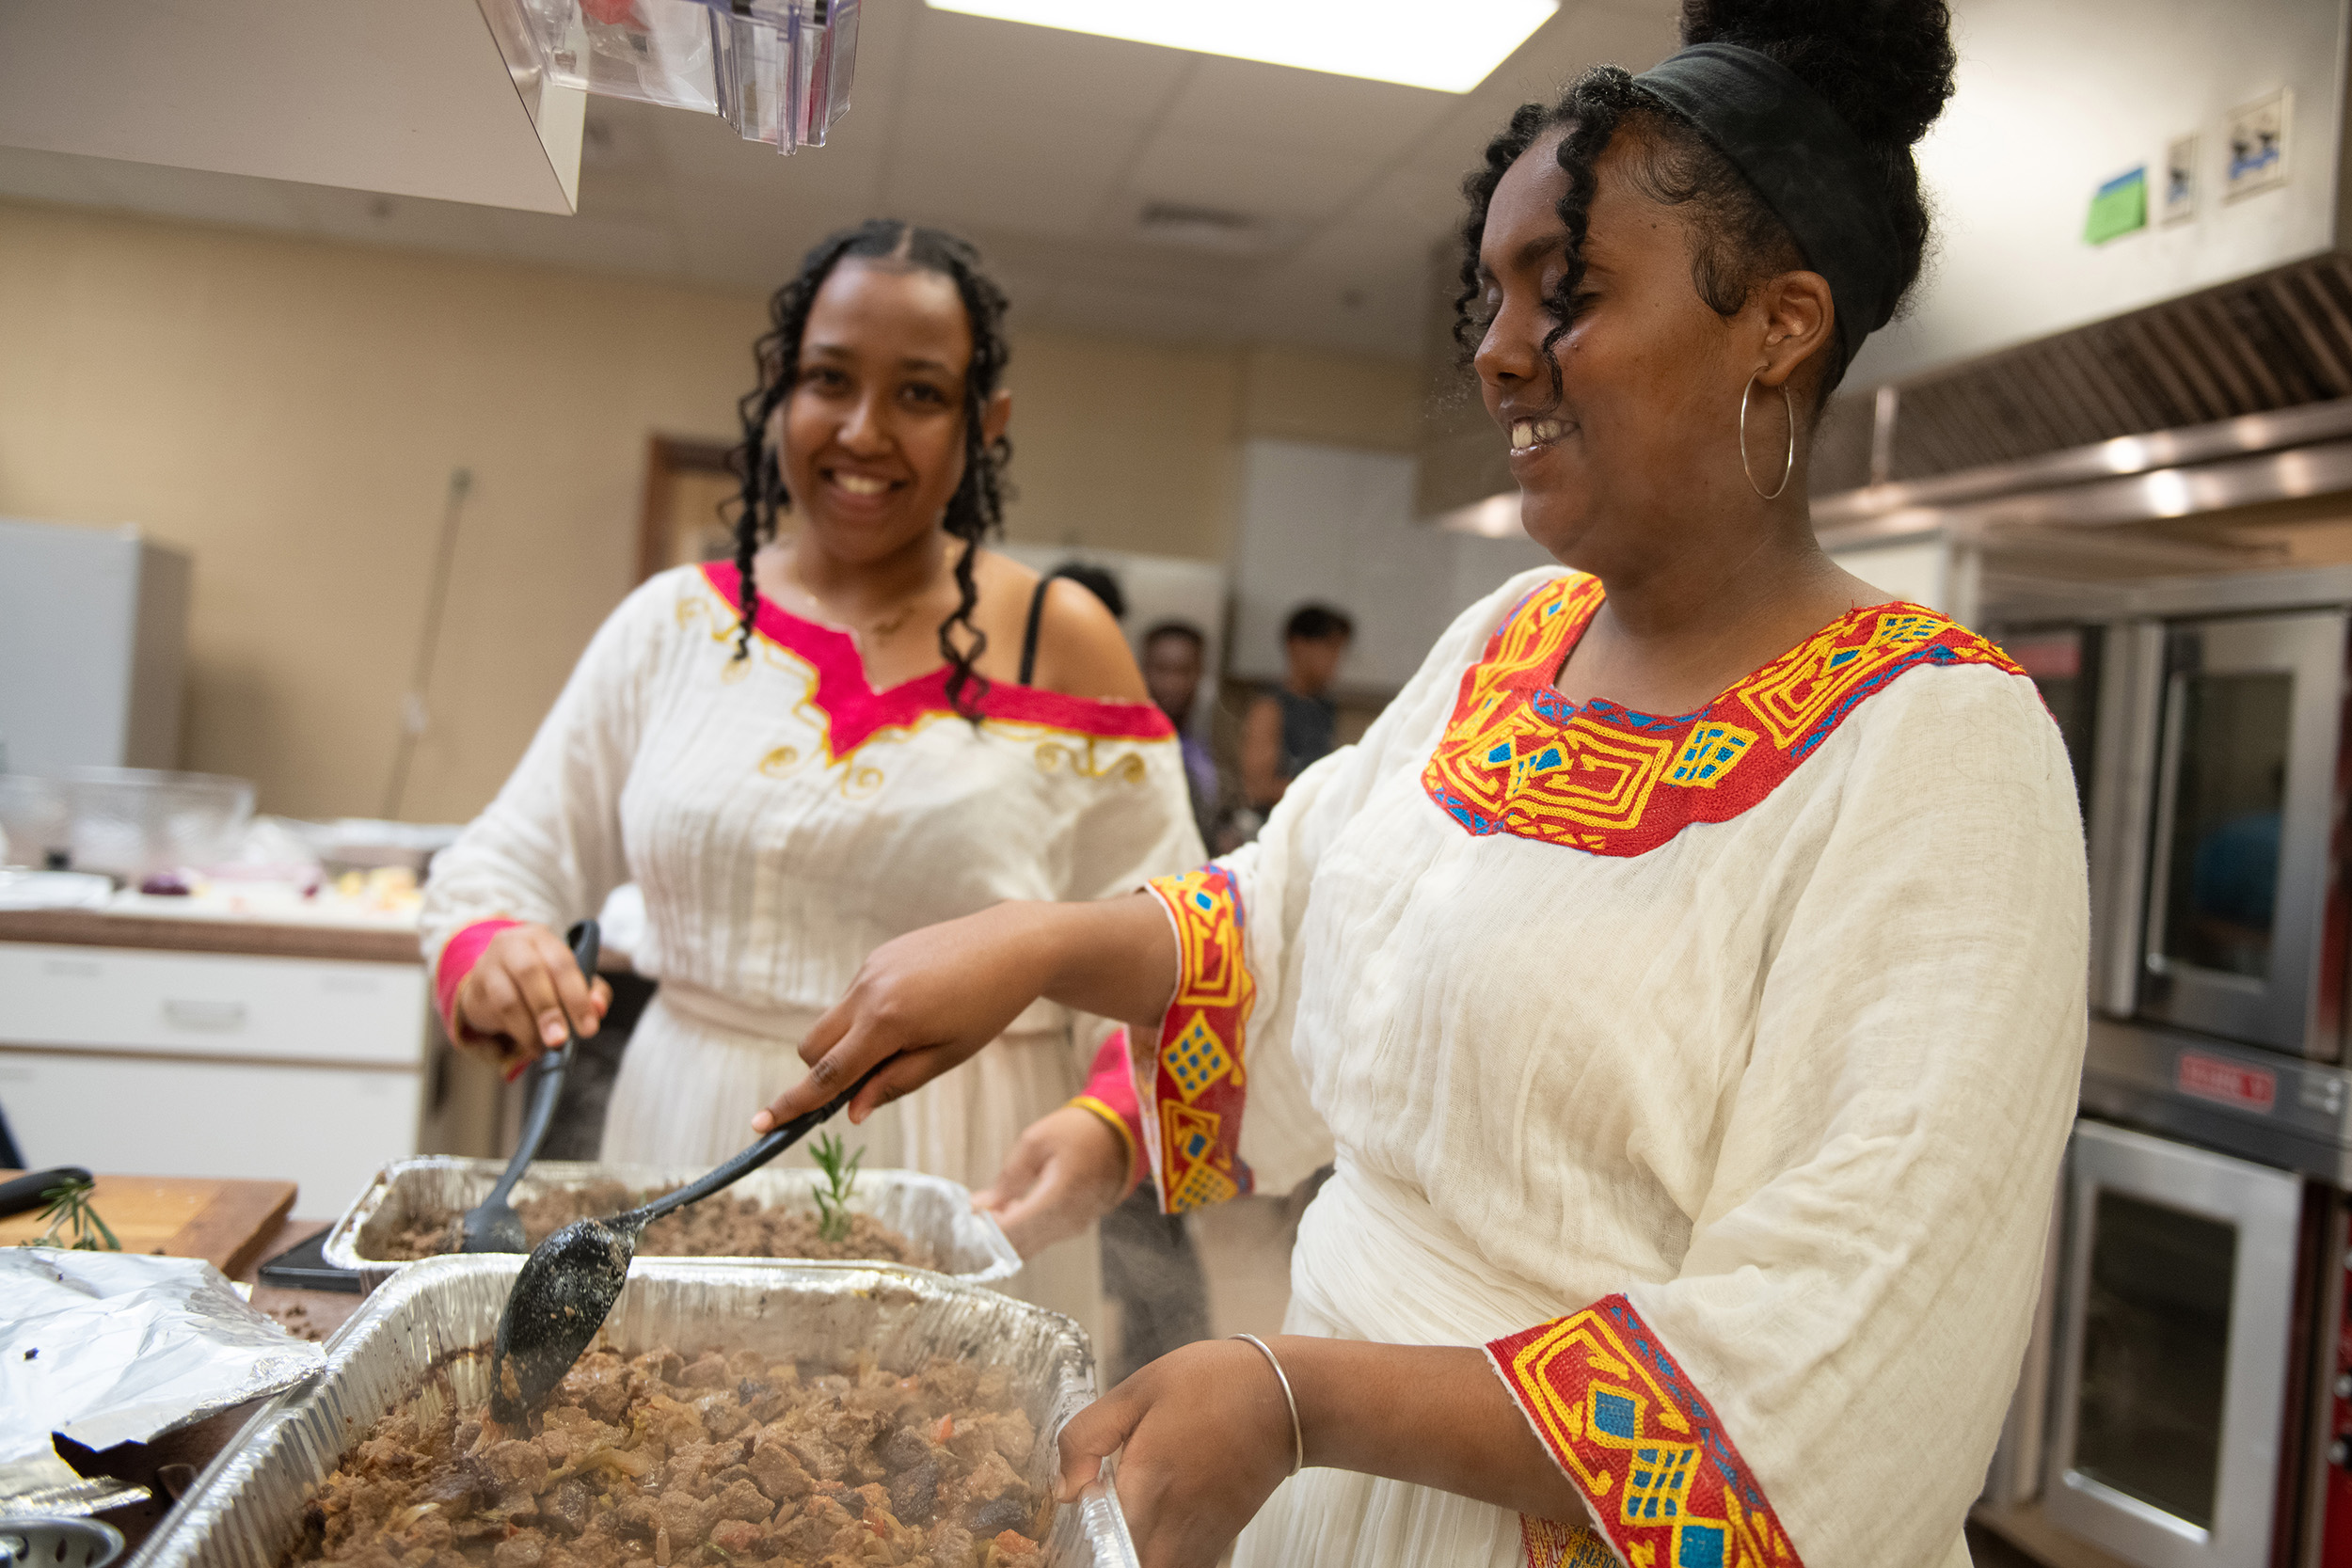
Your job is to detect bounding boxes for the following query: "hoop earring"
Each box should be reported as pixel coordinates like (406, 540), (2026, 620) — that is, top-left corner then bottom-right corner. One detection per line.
(1738, 373), (1795, 501)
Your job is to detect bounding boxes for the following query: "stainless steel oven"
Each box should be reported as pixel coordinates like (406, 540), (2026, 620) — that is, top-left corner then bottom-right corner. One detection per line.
(2045, 1119), (2309, 1567)
(2133, 611), (2350, 1058)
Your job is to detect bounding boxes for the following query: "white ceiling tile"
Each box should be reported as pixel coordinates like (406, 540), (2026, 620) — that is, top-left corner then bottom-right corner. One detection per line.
(485, 208), (690, 277)
(1153, 57), (1456, 164)
(1244, 220), (1430, 356)
(669, 197), (867, 291)
(1121, 131), (1378, 227)
(901, 8), (1195, 128)
(575, 167), (681, 226)
(1481, 0), (1681, 103)
(293, 184), (508, 252)
(882, 107), (1142, 240)
(580, 99), (669, 178)
(0, 145), (120, 208)
(39, 150), (314, 231)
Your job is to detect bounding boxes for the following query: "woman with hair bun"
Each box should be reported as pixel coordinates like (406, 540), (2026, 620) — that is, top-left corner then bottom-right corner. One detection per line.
(761, 3), (2086, 1563)
(419, 221), (1203, 1326)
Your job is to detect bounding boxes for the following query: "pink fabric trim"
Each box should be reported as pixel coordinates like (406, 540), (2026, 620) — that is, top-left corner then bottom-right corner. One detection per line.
(1080, 1030), (1147, 1196)
(435, 917), (521, 1037)
(701, 562), (1175, 752)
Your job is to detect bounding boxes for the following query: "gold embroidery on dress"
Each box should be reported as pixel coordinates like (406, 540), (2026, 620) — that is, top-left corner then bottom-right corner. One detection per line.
(1035, 736), (1150, 784)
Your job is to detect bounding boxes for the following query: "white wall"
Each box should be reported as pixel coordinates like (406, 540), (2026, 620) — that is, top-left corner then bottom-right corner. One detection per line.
(1230, 439), (1552, 693)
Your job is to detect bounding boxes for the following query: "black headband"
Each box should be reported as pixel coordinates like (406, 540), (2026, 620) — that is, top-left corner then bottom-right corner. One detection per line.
(1631, 41), (1902, 368)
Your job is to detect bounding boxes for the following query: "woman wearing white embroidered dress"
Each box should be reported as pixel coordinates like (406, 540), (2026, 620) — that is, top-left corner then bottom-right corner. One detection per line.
(756, 6), (2086, 1567)
(418, 222), (1201, 1327)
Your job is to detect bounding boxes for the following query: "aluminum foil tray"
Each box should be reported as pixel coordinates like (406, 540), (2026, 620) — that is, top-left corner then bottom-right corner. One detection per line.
(132, 1256), (1136, 1568)
(321, 1159), (1020, 1291)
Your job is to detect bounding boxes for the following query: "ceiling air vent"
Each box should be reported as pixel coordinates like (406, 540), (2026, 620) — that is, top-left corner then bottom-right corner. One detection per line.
(1135, 200), (1270, 255)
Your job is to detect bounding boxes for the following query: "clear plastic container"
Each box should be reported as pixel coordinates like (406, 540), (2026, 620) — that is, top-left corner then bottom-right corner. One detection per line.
(57, 768), (255, 884)
(490, 0), (859, 152)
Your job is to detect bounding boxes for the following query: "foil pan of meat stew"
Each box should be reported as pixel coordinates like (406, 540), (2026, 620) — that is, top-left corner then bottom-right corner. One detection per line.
(134, 1256), (1137, 1568)
(321, 1160), (1022, 1292)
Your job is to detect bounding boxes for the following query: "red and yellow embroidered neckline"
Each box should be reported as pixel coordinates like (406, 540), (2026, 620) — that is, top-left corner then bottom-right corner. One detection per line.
(697, 562), (1172, 756)
(1422, 572), (2024, 857)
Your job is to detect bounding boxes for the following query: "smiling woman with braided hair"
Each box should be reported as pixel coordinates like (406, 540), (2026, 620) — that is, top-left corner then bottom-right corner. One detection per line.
(419, 221), (1204, 1330)
(755, 4), (2088, 1565)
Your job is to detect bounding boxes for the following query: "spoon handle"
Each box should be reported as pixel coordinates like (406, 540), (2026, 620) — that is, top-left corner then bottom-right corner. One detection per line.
(481, 920), (601, 1210)
(628, 1063), (884, 1227)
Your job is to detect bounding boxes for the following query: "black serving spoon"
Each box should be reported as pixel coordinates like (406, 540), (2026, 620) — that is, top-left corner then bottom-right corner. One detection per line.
(459, 920), (599, 1254)
(486, 1061), (884, 1422)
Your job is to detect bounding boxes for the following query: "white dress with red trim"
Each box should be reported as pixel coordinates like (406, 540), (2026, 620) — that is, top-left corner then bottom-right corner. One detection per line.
(419, 562), (1203, 1328)
(1117, 567), (2086, 1568)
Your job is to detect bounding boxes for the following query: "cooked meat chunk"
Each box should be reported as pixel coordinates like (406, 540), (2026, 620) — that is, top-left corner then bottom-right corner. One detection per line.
(482, 1441), (549, 1496)
(283, 1345), (1049, 1568)
(747, 1436), (813, 1505)
(540, 1480), (592, 1539)
(371, 1183), (929, 1267)
(489, 1532), (543, 1568)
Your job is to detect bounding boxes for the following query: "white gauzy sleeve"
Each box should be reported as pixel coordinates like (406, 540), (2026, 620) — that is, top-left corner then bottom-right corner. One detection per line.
(1143, 568), (1567, 1204)
(1486, 664), (2090, 1568)
(417, 578), (671, 973)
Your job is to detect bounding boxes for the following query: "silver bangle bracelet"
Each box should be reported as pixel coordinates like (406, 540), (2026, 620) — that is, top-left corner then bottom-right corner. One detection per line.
(1230, 1333), (1304, 1477)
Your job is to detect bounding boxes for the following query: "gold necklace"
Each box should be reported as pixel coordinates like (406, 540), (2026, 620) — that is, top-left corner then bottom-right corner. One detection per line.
(787, 557), (926, 641)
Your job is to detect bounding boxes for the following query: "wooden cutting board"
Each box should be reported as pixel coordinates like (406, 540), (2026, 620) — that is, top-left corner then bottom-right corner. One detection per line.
(0, 1170), (295, 1277)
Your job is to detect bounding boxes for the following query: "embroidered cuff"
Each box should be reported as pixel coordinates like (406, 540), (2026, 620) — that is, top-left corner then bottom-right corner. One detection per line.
(433, 917), (521, 1041)
(1486, 1296), (1801, 1568)
(1138, 866), (1256, 1214)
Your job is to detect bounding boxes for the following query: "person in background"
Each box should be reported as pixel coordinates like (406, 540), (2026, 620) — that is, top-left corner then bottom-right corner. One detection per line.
(418, 220), (1201, 1334)
(1240, 602), (1353, 811)
(1045, 560), (1126, 624)
(1141, 621), (1220, 845)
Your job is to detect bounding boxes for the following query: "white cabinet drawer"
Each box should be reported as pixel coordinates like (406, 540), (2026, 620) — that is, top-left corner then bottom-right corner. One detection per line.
(0, 943), (426, 1067)
(0, 1048), (421, 1216)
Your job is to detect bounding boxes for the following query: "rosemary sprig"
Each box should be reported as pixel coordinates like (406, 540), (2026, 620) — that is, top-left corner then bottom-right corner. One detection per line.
(810, 1132), (862, 1245)
(22, 1175), (120, 1251)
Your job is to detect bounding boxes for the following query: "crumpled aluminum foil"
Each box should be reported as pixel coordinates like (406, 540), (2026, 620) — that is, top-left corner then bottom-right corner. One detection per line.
(320, 1159), (1022, 1291)
(139, 1255), (1136, 1568)
(0, 1251), (324, 1518)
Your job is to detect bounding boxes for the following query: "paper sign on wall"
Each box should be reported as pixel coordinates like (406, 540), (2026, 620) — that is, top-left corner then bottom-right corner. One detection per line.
(2085, 166), (2148, 245)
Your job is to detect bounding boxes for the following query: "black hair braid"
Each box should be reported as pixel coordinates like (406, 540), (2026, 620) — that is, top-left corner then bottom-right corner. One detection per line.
(1453, 0), (1954, 404)
(725, 219), (1015, 721)
(930, 243), (1014, 720)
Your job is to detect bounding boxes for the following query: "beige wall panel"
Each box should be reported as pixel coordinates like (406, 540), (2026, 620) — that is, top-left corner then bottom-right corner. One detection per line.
(997, 329), (1243, 562)
(1237, 345), (1422, 453)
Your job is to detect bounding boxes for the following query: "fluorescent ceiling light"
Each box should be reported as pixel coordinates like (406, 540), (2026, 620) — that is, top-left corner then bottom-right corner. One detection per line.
(923, 0), (1558, 94)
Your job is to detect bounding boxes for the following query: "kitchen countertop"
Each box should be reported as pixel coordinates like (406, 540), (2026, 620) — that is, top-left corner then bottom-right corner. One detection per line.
(0, 895), (421, 965)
